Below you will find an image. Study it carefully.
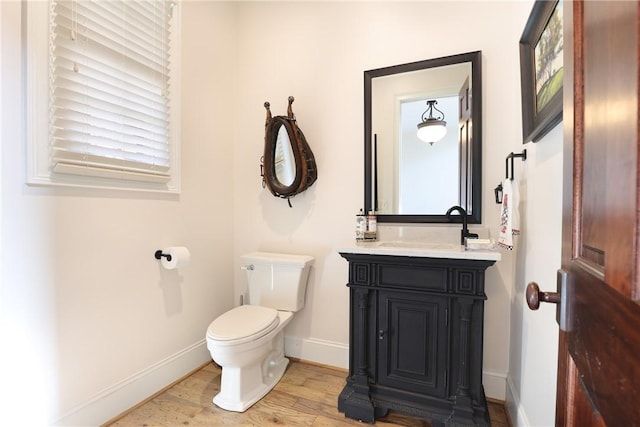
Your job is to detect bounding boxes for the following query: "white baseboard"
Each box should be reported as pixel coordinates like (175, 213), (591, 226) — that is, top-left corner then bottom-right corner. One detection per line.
(483, 369), (507, 400)
(285, 336), (508, 403)
(505, 374), (531, 427)
(53, 340), (211, 426)
(50, 334), (509, 426)
(284, 335), (349, 369)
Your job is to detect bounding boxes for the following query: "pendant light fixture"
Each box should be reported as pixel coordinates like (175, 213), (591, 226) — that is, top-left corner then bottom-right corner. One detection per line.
(417, 100), (447, 145)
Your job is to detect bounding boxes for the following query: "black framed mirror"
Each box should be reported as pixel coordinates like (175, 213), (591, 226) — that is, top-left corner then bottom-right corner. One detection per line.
(364, 51), (482, 223)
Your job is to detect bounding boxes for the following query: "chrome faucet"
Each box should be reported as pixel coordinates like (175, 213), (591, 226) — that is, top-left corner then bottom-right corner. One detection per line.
(446, 205), (478, 245)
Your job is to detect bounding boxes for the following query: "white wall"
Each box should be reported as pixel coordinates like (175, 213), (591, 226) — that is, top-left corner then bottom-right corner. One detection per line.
(506, 124), (563, 427)
(1, 1), (237, 425)
(1, 1), (560, 426)
(231, 0), (533, 400)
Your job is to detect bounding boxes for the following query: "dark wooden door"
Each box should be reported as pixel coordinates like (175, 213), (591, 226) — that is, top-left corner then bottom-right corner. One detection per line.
(557, 1), (640, 425)
(458, 77), (472, 211)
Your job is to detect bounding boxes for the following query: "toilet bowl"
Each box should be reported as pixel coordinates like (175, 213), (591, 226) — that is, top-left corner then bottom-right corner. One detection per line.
(206, 305), (293, 412)
(205, 252), (313, 412)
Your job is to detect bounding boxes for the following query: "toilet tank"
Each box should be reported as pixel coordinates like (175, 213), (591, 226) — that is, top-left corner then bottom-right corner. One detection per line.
(240, 252), (314, 312)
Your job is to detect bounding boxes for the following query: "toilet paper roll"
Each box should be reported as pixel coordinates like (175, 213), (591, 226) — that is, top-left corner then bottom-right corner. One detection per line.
(161, 246), (191, 270)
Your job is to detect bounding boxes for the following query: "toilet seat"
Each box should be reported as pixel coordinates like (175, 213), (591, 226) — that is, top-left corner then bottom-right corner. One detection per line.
(207, 305), (279, 345)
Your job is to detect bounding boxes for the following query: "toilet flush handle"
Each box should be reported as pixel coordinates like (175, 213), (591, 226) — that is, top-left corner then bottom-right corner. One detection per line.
(241, 264), (254, 271)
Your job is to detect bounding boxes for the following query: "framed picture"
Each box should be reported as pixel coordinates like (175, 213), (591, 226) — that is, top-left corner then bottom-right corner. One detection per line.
(520, 0), (563, 143)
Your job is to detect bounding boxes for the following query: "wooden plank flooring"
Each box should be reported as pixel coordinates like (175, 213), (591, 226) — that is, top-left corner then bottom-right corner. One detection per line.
(105, 361), (510, 426)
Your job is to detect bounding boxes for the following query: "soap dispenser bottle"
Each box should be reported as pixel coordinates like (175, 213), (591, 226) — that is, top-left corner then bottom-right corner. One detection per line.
(365, 210), (377, 240)
(356, 209), (366, 241)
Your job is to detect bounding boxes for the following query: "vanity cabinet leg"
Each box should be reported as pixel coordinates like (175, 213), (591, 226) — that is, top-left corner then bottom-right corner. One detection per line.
(337, 380), (377, 423)
(451, 297), (490, 426)
(451, 298), (474, 424)
(338, 287), (377, 423)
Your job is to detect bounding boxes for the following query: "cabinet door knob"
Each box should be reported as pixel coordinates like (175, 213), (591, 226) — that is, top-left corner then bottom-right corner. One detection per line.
(526, 282), (560, 310)
(379, 329), (386, 340)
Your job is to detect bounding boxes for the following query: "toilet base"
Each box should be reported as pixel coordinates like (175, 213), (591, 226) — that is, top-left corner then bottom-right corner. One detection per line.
(209, 321), (293, 413)
(213, 354), (289, 412)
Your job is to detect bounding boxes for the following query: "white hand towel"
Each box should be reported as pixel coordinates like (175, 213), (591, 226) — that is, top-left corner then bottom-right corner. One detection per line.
(512, 178), (520, 235)
(498, 178), (520, 250)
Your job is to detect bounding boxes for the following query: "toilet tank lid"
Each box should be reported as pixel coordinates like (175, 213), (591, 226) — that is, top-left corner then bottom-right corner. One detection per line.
(207, 305), (278, 341)
(240, 252), (314, 267)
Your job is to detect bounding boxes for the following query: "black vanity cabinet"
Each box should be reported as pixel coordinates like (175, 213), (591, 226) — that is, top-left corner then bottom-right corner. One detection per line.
(338, 252), (497, 426)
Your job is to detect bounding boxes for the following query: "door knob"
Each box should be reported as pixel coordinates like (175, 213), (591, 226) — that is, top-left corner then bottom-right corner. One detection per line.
(526, 271), (572, 332)
(526, 281), (560, 310)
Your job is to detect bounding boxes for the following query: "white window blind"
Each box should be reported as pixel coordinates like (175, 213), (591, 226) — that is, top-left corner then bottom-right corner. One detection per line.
(49, 0), (175, 183)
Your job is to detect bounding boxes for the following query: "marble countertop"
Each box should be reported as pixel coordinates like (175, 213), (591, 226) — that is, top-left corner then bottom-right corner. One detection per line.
(339, 240), (502, 261)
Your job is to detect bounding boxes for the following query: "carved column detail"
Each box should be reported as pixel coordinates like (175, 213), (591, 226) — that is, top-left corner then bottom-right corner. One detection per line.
(451, 297), (476, 423)
(356, 289), (369, 376)
(457, 298), (473, 396)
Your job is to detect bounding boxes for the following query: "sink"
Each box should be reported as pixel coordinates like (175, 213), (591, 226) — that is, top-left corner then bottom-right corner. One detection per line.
(339, 240), (501, 261)
(373, 241), (461, 250)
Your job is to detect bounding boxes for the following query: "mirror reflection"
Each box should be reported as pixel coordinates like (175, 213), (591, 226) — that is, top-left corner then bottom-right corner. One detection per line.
(274, 125), (295, 187)
(364, 51), (482, 223)
(397, 96), (460, 213)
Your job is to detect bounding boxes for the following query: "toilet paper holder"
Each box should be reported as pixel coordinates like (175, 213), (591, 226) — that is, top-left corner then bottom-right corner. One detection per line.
(154, 249), (172, 262)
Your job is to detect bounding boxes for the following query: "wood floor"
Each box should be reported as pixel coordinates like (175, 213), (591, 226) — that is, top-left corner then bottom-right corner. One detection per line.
(105, 361), (510, 427)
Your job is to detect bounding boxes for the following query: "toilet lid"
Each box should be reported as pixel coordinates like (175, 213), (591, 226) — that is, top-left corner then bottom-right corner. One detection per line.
(207, 305), (279, 342)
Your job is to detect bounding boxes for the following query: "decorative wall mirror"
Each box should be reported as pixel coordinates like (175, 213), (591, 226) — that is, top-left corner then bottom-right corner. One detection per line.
(364, 51), (482, 223)
(261, 96), (318, 207)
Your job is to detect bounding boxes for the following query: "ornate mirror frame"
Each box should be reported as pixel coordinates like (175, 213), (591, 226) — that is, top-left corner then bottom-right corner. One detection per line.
(261, 97), (317, 206)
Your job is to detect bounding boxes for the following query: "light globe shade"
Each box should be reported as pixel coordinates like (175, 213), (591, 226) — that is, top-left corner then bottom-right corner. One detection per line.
(417, 120), (447, 144)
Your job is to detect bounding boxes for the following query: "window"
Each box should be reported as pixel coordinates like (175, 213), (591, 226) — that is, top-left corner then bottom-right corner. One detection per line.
(27, 0), (181, 193)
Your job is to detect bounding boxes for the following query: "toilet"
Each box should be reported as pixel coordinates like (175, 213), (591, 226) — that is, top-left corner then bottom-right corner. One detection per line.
(205, 252), (314, 412)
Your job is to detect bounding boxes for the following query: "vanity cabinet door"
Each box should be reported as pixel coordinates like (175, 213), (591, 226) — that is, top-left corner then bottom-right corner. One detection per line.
(377, 290), (449, 398)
